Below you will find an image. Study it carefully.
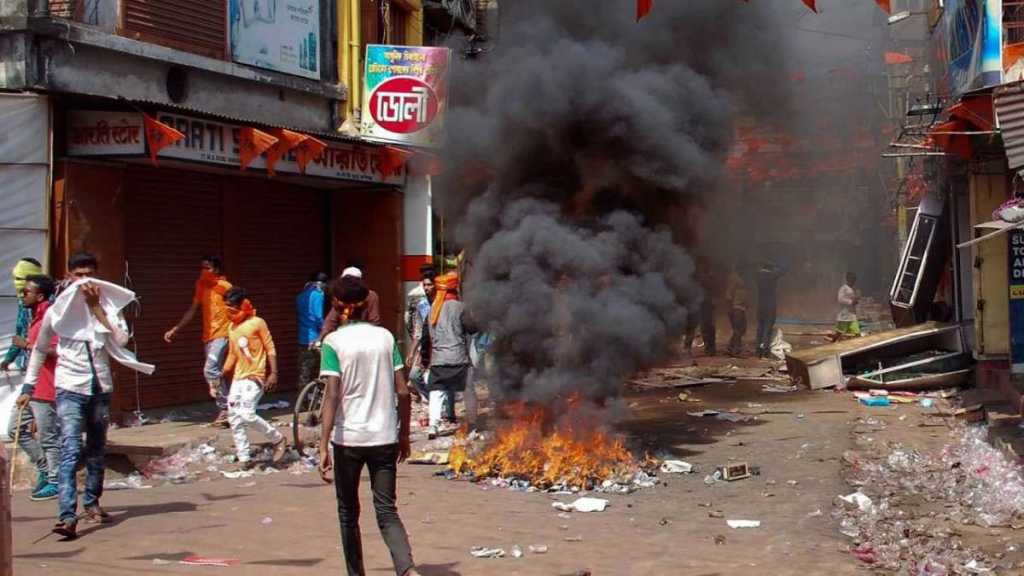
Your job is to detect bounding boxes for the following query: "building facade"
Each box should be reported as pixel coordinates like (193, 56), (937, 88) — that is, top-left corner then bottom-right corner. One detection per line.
(0, 0), (443, 414)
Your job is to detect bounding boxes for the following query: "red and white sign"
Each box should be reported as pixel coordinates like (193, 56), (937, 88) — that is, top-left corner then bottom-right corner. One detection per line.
(362, 45), (450, 148)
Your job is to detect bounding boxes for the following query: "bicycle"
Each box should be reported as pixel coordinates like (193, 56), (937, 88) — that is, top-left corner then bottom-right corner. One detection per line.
(292, 377), (326, 452)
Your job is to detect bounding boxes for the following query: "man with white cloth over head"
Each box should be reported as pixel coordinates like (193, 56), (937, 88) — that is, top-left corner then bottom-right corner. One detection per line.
(22, 252), (155, 540)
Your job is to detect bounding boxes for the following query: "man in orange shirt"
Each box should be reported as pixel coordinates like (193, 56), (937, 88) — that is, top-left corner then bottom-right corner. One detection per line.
(222, 287), (286, 469)
(164, 256), (233, 427)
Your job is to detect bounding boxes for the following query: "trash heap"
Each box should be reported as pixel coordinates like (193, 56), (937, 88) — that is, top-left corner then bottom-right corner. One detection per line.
(133, 442), (316, 485)
(447, 402), (660, 493)
(835, 426), (1024, 573)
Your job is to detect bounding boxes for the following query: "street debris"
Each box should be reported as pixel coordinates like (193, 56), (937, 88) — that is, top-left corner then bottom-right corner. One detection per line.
(834, 426), (1024, 572)
(659, 460), (694, 474)
(528, 544), (548, 554)
(563, 535), (583, 543)
(179, 556), (241, 567)
(256, 400), (290, 411)
(858, 396), (890, 407)
(470, 547), (506, 559)
(407, 451), (450, 465)
(510, 545), (524, 559)
(220, 470), (254, 480)
(687, 410), (720, 418)
(717, 462), (751, 482)
(762, 383), (799, 393)
(260, 516), (273, 526)
(726, 520), (761, 529)
(552, 497), (609, 513)
(104, 472), (151, 490)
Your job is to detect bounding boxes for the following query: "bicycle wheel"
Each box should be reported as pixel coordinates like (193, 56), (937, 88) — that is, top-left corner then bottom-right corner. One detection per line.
(292, 379), (326, 452)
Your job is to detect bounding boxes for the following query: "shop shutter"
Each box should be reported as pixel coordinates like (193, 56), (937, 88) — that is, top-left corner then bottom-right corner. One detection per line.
(122, 166), (223, 410)
(121, 0), (226, 60)
(234, 180), (326, 392)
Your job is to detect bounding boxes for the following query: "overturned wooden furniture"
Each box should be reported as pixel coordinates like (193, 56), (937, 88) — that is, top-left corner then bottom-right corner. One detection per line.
(785, 322), (967, 390)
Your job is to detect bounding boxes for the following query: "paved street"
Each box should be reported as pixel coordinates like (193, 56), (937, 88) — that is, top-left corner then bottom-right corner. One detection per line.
(12, 362), (967, 576)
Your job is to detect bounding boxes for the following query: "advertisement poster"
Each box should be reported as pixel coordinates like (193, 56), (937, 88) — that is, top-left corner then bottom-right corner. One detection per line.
(1010, 231), (1024, 373)
(935, 0), (1002, 99)
(362, 44), (451, 148)
(229, 0), (320, 80)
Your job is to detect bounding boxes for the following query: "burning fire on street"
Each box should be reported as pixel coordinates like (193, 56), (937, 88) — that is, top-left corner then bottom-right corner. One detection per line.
(447, 397), (659, 492)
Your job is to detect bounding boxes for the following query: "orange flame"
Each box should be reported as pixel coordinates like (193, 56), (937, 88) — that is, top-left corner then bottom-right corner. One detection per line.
(449, 398), (642, 490)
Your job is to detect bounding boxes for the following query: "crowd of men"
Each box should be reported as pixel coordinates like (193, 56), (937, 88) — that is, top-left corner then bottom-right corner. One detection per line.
(2, 250), (858, 575)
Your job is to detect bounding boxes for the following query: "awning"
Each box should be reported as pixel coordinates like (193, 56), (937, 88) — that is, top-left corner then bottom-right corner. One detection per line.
(995, 82), (1024, 171)
(956, 219), (1024, 249)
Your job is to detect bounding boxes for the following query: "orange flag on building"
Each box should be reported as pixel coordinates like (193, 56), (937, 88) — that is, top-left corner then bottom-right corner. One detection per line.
(377, 146), (413, 178)
(143, 114), (185, 167)
(636, 0), (652, 21)
(239, 128), (278, 171)
(265, 129), (307, 176)
(294, 136), (327, 174)
(801, 0), (817, 12)
(875, 0), (891, 14)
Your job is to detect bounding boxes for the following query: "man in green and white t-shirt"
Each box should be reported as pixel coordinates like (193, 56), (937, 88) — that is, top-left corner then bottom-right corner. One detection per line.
(318, 276), (420, 576)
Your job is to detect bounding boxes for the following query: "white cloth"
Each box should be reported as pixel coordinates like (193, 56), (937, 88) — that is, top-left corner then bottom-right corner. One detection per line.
(227, 378), (282, 463)
(837, 284), (858, 323)
(341, 267), (363, 279)
(428, 389), (451, 428)
(320, 322), (402, 447)
(24, 279), (154, 396)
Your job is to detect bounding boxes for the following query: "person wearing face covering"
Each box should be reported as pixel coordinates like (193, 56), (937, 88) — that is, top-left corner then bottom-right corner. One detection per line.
(163, 256), (233, 427)
(2, 258), (43, 372)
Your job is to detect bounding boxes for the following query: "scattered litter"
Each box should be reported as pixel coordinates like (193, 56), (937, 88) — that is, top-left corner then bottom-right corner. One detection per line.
(407, 451), (450, 465)
(552, 497), (609, 513)
(716, 412), (754, 423)
(714, 534), (727, 545)
(726, 520), (761, 529)
(658, 517), (671, 526)
(717, 462), (750, 482)
(237, 481), (257, 488)
(921, 398), (935, 408)
(257, 400), (290, 410)
(660, 460), (695, 474)
(859, 396), (891, 407)
(220, 470), (254, 479)
(180, 556), (241, 567)
(510, 545), (523, 559)
(688, 410), (720, 418)
(260, 517), (273, 526)
(105, 472), (151, 490)
(557, 512), (572, 520)
(703, 470), (722, 485)
(708, 510), (724, 518)
(807, 509), (823, 517)
(470, 547), (506, 559)
(762, 383), (799, 393)
(528, 545), (548, 554)
(838, 491), (873, 512)
(563, 536), (583, 543)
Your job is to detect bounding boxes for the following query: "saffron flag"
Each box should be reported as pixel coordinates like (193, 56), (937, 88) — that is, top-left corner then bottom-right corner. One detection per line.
(143, 115), (185, 167)
(875, 0), (891, 14)
(294, 136), (327, 174)
(265, 129), (307, 176)
(239, 128), (278, 171)
(636, 0), (652, 21)
(377, 145), (413, 178)
(801, 0), (817, 12)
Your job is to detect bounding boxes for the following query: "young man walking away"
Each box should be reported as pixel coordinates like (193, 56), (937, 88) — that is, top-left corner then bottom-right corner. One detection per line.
(222, 287), (286, 470)
(319, 276), (420, 576)
(25, 252), (154, 539)
(296, 272), (329, 386)
(164, 256), (233, 427)
(12, 275), (59, 501)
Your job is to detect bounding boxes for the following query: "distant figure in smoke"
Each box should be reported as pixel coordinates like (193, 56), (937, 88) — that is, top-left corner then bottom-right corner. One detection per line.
(426, 272), (471, 438)
(755, 261), (785, 358)
(700, 267), (718, 357)
(725, 264), (749, 357)
(836, 272), (861, 337)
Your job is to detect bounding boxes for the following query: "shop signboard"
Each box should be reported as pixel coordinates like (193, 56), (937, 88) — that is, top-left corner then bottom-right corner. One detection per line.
(229, 0), (320, 80)
(67, 111), (145, 156)
(362, 44), (451, 148)
(1009, 230), (1024, 373)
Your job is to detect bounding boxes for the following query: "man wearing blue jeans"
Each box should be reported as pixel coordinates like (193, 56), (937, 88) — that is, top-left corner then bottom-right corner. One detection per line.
(23, 252), (131, 540)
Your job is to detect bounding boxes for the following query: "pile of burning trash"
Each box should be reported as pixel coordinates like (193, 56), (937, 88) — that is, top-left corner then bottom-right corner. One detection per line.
(835, 426), (1024, 573)
(446, 399), (660, 494)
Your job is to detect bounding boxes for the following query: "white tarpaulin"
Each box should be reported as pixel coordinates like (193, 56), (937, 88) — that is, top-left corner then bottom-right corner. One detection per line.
(0, 94), (50, 359)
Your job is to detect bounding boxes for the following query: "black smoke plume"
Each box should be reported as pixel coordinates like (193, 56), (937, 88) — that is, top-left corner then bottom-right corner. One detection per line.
(443, 0), (788, 403)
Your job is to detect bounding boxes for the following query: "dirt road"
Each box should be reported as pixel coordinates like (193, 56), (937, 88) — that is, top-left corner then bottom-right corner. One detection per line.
(9, 362), (997, 575)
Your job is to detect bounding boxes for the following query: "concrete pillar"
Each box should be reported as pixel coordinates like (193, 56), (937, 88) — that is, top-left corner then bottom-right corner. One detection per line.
(401, 174), (433, 338)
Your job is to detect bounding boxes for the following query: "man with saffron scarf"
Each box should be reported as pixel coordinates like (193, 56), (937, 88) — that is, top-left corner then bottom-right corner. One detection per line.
(2, 257), (43, 372)
(222, 287), (286, 469)
(425, 272), (471, 439)
(164, 256), (233, 428)
(317, 267), (382, 343)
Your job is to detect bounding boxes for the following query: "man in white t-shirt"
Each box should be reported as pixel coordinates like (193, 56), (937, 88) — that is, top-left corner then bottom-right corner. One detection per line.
(318, 276), (420, 576)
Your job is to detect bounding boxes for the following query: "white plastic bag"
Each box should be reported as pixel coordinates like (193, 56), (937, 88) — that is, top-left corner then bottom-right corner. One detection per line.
(0, 371), (23, 441)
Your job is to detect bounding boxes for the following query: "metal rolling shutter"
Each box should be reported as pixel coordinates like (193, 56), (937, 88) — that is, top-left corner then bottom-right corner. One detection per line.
(121, 0), (227, 60)
(235, 180), (326, 392)
(123, 166), (223, 410)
